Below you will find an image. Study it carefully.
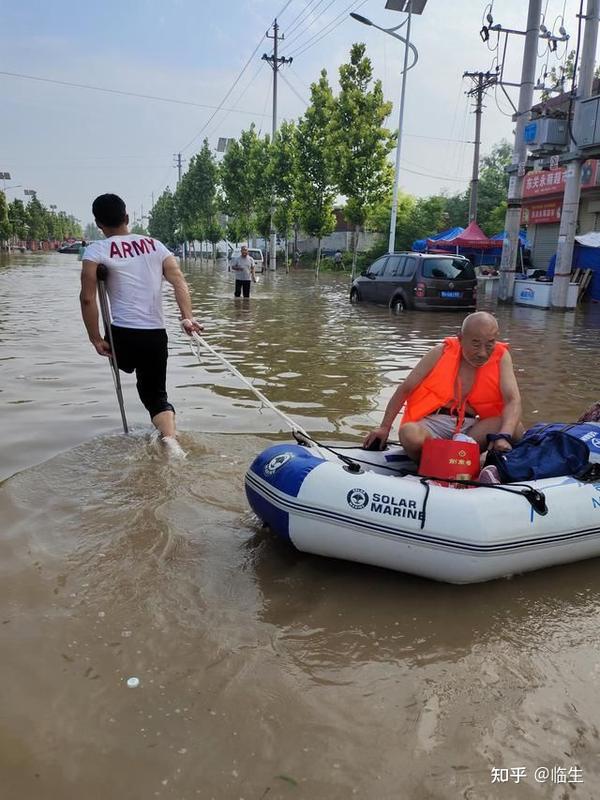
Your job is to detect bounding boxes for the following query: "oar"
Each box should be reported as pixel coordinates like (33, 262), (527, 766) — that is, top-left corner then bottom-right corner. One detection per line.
(96, 264), (129, 434)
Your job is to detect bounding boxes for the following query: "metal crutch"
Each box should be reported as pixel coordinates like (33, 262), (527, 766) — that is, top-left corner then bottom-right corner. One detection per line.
(96, 264), (129, 434)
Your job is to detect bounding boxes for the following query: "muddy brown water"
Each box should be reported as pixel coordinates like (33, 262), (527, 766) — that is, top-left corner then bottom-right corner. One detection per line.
(2, 253), (600, 799)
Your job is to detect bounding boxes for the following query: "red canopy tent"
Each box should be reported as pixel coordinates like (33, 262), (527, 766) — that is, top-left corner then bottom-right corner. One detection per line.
(426, 221), (497, 252)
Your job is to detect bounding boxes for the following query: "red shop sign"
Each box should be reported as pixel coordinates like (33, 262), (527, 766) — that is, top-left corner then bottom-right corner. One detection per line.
(523, 160), (599, 197)
(521, 198), (562, 224)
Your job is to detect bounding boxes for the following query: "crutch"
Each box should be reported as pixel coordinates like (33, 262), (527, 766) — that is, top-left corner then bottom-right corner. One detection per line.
(96, 264), (129, 434)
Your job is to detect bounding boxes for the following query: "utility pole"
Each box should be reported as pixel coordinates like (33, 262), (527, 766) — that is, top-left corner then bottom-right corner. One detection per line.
(498, 0), (543, 303)
(173, 152), (185, 257)
(262, 19), (292, 271)
(173, 153), (183, 184)
(551, 0), (600, 309)
(463, 70), (497, 223)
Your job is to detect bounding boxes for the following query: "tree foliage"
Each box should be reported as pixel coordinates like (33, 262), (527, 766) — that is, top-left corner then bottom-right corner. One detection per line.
(295, 70), (337, 271)
(334, 43), (395, 269)
(148, 188), (178, 247)
(0, 192), (11, 243)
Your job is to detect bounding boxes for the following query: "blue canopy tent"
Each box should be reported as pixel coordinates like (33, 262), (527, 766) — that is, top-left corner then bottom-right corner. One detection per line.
(485, 230), (530, 269)
(413, 227), (528, 268)
(412, 227), (464, 252)
(547, 233), (600, 301)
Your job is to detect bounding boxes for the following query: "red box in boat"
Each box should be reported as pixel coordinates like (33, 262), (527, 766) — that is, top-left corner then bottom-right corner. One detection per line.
(418, 438), (480, 482)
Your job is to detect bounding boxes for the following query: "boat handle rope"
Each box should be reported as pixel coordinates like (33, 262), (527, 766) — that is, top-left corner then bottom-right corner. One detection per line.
(418, 476), (548, 529)
(186, 331), (336, 460)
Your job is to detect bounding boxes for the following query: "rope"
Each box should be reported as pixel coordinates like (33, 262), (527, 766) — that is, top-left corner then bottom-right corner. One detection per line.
(187, 331), (328, 458)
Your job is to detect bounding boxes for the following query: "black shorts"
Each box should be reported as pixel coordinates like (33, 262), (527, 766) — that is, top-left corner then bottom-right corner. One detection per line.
(109, 325), (174, 419)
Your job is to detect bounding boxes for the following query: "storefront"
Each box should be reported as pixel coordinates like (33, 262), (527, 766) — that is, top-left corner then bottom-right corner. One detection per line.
(522, 159), (600, 270)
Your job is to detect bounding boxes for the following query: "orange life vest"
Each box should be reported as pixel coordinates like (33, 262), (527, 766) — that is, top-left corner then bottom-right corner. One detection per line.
(402, 337), (508, 426)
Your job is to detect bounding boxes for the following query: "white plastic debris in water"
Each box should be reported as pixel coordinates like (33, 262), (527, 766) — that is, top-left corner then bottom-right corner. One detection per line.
(127, 677), (140, 688)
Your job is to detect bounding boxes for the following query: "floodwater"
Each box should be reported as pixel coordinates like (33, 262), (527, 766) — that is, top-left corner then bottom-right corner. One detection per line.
(2, 252), (600, 800)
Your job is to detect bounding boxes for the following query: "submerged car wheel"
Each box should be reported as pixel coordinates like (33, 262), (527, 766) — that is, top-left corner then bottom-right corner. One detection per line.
(390, 294), (406, 313)
(350, 288), (360, 304)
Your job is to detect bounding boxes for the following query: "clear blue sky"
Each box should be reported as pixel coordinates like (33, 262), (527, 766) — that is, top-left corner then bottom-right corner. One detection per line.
(1, 0), (585, 227)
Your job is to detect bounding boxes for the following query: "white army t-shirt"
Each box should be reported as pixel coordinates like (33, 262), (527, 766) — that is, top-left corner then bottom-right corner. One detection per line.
(84, 235), (172, 329)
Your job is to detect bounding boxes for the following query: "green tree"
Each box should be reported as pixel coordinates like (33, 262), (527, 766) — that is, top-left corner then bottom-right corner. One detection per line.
(0, 191), (11, 245)
(175, 139), (219, 257)
(430, 141), (511, 235)
(295, 70), (337, 274)
(334, 43), (395, 275)
(226, 218), (245, 246)
(130, 222), (148, 235)
(84, 222), (103, 240)
(221, 125), (270, 243)
(271, 120), (299, 270)
(26, 196), (49, 240)
(149, 189), (178, 247)
(205, 218), (224, 262)
(8, 199), (29, 241)
(476, 140), (511, 234)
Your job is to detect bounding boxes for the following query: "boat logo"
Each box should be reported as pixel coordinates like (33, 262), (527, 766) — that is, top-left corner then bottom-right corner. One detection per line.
(347, 488), (369, 510)
(264, 452), (293, 476)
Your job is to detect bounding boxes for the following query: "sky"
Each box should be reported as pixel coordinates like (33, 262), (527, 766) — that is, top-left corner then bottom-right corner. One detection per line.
(0, 0), (588, 228)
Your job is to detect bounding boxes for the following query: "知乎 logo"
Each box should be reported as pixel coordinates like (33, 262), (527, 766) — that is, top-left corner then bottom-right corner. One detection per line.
(347, 488), (369, 510)
(264, 452), (293, 476)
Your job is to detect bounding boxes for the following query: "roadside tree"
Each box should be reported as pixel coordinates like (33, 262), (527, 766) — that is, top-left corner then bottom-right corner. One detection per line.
(295, 70), (337, 275)
(149, 189), (178, 247)
(334, 43), (394, 276)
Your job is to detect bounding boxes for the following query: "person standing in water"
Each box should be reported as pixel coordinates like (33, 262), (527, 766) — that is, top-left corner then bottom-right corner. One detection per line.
(79, 193), (202, 456)
(231, 245), (256, 298)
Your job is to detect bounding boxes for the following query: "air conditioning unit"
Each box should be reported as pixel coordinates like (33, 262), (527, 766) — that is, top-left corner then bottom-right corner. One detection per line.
(524, 118), (569, 152)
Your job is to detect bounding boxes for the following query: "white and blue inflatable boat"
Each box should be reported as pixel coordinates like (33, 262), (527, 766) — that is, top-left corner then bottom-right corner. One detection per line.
(245, 438), (600, 584)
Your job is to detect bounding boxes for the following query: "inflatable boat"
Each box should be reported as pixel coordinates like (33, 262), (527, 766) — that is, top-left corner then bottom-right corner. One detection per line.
(245, 439), (600, 584)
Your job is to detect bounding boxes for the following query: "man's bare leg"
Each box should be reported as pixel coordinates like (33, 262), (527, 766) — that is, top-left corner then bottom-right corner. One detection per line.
(399, 422), (433, 462)
(152, 410), (176, 438)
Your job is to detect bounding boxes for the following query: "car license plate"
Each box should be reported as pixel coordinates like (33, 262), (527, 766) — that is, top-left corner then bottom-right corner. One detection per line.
(441, 291), (462, 298)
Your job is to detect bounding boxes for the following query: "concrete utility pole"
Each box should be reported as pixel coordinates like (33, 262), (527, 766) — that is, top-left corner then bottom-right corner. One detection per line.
(498, 0), (543, 303)
(551, 0), (600, 309)
(262, 19), (292, 271)
(463, 70), (497, 223)
(173, 153), (183, 184)
(173, 153), (186, 257)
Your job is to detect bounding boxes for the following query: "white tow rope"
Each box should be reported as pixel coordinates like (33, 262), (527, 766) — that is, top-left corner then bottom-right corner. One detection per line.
(188, 331), (327, 458)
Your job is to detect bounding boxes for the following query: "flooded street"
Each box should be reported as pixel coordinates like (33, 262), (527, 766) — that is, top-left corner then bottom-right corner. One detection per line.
(2, 252), (600, 799)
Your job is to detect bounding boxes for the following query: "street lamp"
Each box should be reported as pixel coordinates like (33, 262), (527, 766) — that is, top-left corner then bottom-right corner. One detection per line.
(350, 0), (426, 253)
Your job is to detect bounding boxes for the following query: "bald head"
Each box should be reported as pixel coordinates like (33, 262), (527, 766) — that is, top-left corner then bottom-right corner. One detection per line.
(459, 312), (500, 367)
(461, 311), (499, 337)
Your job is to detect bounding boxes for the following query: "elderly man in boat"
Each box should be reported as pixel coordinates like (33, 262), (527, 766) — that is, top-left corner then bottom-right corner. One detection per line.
(364, 311), (523, 461)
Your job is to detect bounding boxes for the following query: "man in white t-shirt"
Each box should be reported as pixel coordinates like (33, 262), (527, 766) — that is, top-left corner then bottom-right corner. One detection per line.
(80, 193), (203, 453)
(231, 245), (256, 298)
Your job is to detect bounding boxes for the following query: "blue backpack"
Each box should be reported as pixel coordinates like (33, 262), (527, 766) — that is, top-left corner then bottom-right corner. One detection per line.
(486, 424), (591, 482)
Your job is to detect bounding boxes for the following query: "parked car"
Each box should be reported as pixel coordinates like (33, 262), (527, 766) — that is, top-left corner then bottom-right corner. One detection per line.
(350, 252), (477, 311)
(58, 241), (84, 254)
(229, 247), (265, 273)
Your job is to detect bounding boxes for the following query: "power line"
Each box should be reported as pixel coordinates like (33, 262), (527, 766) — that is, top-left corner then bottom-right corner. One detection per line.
(279, 70), (309, 106)
(0, 70), (270, 116)
(276, 0), (296, 18)
(178, 33), (267, 153)
(288, 0), (368, 58)
(400, 163), (470, 182)
(204, 61), (267, 142)
(285, 0), (325, 37)
(285, 0), (339, 47)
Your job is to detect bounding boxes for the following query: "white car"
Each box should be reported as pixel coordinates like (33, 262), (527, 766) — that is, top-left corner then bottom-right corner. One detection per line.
(229, 248), (265, 273)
